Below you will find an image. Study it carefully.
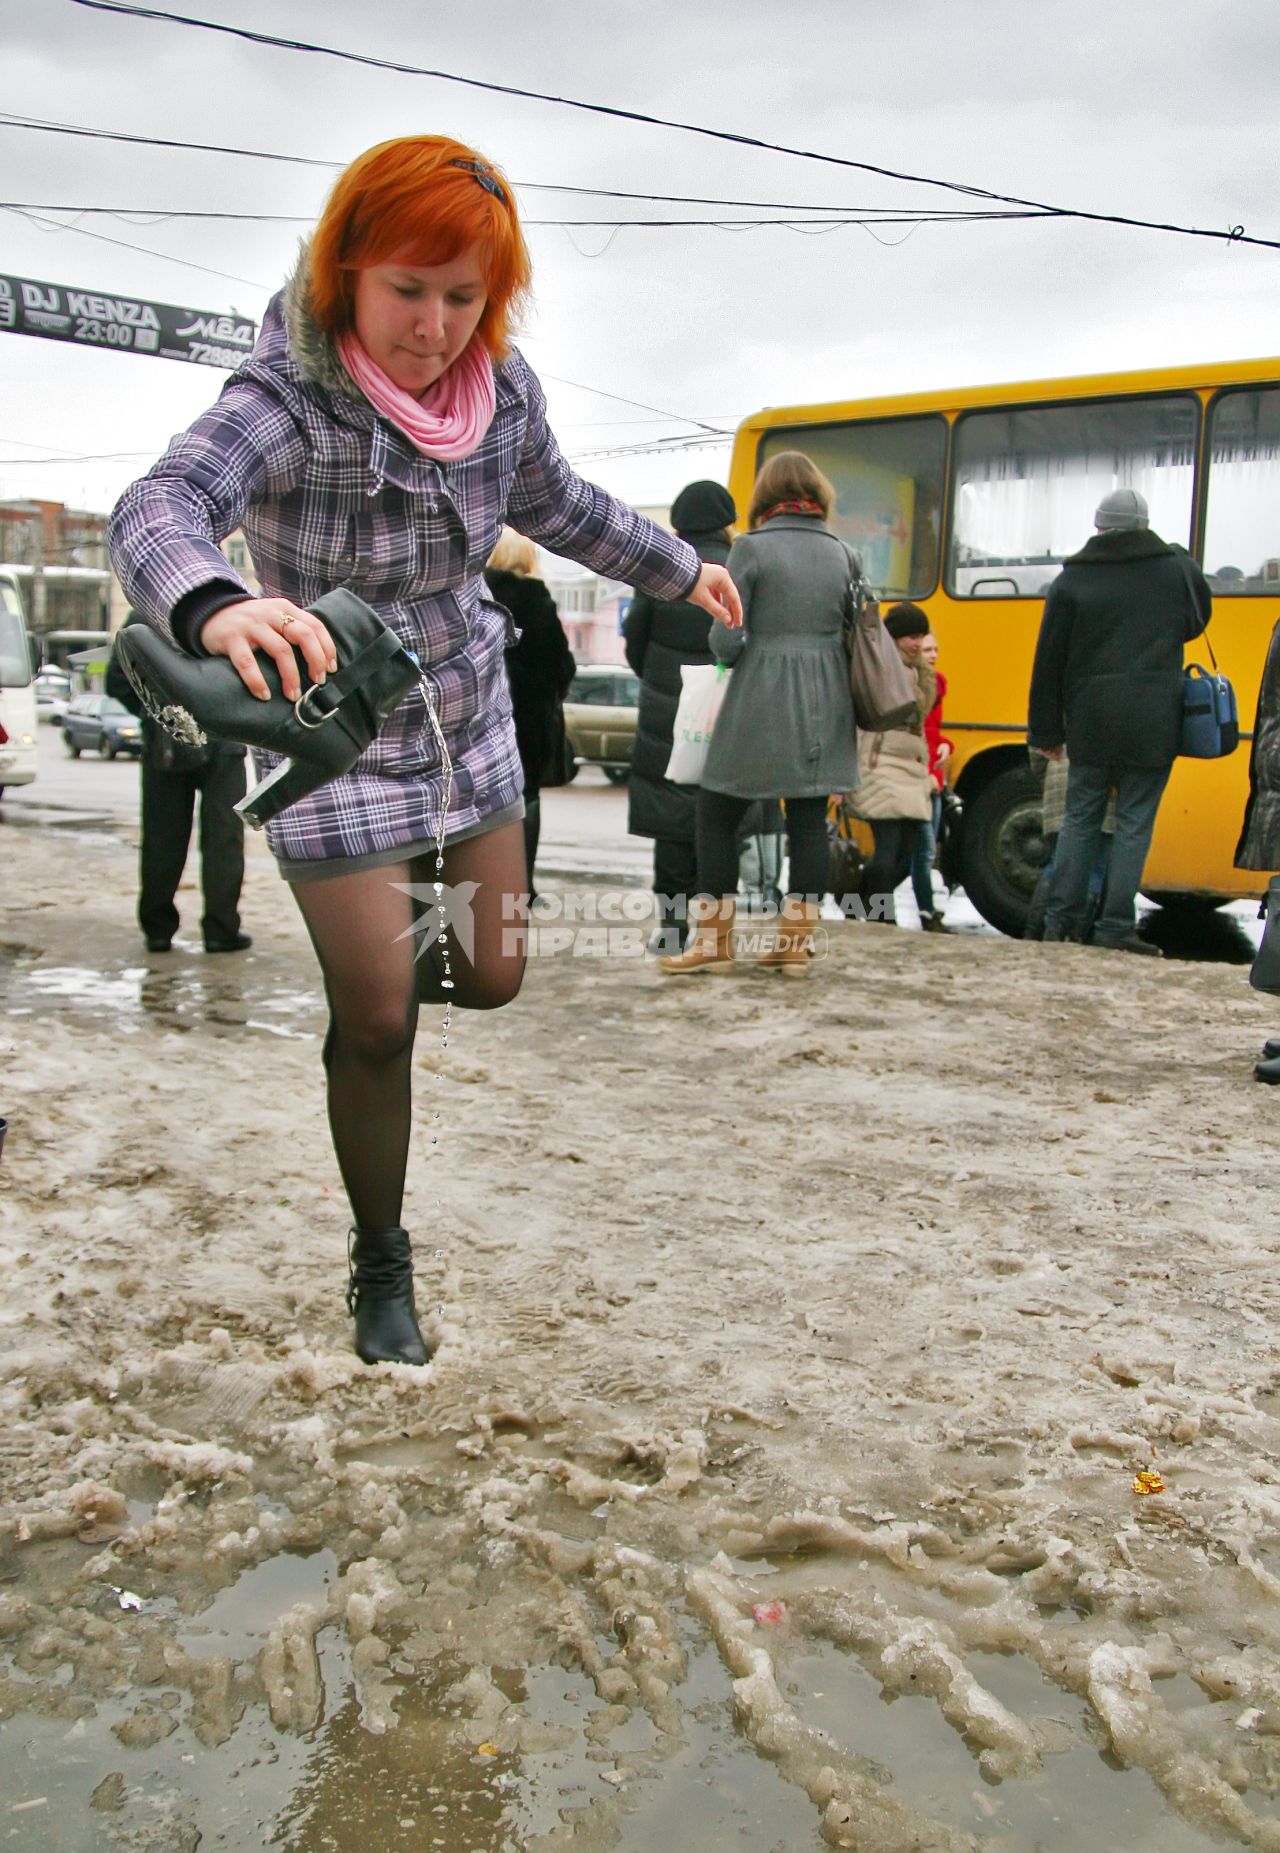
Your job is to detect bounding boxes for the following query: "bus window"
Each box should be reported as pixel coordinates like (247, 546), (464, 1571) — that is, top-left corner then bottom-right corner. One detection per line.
(0, 581), (32, 686)
(948, 394), (1199, 599)
(757, 415), (946, 598)
(1203, 387), (1280, 594)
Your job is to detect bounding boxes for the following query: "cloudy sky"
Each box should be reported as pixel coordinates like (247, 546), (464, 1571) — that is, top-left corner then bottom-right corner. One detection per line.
(1, 0), (1276, 523)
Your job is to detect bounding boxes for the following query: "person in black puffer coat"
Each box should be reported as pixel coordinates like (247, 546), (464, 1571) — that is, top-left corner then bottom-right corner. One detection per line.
(486, 528), (576, 899)
(625, 480), (737, 952)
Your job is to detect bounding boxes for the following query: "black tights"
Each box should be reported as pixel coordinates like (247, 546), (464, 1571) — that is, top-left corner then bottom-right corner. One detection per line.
(696, 789), (829, 903)
(292, 822), (527, 1232)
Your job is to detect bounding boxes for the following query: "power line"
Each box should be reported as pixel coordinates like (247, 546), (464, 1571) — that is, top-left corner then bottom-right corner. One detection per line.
(0, 214), (718, 433)
(0, 199), (1047, 231)
(2, 204), (269, 290)
(68, 0), (1278, 252)
(0, 109), (337, 168)
(537, 372), (725, 437)
(0, 114), (1052, 222)
(0, 451), (158, 465)
(566, 433), (733, 464)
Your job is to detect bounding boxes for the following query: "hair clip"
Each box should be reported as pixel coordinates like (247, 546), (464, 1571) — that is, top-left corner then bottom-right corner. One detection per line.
(449, 158), (508, 207)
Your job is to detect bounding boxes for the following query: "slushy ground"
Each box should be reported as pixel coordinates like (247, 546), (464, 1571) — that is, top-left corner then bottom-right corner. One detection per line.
(3, 818), (1280, 1851)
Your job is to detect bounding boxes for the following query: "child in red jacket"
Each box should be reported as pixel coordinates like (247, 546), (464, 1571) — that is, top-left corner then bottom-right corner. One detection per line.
(911, 632), (953, 931)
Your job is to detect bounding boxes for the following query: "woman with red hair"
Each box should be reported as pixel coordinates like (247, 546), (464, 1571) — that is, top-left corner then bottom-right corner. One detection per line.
(110, 135), (741, 1368)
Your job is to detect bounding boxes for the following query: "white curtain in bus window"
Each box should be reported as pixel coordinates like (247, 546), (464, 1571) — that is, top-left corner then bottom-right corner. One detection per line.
(1203, 388), (1280, 595)
(949, 396), (1198, 598)
(0, 583), (32, 685)
(758, 417), (946, 599)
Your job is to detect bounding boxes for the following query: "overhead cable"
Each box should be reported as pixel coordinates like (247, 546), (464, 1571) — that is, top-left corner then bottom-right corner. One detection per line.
(0, 199), (1047, 231)
(1, 204), (269, 289)
(67, 0), (1278, 251)
(0, 113), (1050, 221)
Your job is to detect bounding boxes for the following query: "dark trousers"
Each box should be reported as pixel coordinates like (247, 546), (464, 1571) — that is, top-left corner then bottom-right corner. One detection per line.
(653, 836), (698, 929)
(860, 818), (919, 923)
(139, 753), (247, 946)
(696, 790), (828, 902)
(1044, 761), (1171, 944)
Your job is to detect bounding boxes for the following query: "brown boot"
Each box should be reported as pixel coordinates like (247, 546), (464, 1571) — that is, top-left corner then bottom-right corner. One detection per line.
(757, 899), (821, 975)
(658, 898), (737, 975)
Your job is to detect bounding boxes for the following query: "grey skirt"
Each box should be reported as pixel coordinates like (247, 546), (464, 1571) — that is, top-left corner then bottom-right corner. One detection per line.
(275, 797), (526, 884)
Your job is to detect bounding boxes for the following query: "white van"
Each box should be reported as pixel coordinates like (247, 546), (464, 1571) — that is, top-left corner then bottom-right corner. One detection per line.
(0, 570), (38, 796)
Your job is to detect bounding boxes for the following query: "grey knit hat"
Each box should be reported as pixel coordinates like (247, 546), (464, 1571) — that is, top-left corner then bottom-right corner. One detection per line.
(1095, 487), (1149, 532)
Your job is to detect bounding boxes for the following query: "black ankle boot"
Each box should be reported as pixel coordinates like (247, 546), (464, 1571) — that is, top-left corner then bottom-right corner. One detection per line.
(346, 1227), (431, 1365)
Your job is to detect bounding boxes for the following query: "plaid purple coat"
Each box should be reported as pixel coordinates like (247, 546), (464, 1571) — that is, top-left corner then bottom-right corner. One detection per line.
(109, 280), (699, 864)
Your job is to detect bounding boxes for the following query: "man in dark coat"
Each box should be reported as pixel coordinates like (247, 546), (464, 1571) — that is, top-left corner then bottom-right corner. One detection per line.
(624, 480), (736, 953)
(486, 532), (576, 899)
(1027, 488), (1211, 954)
(106, 615), (250, 954)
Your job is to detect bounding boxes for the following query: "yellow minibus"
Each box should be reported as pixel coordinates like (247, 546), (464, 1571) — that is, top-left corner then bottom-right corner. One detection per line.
(729, 358), (1280, 934)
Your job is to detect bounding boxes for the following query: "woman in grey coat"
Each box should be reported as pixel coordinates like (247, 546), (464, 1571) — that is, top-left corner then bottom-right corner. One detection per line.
(661, 450), (858, 975)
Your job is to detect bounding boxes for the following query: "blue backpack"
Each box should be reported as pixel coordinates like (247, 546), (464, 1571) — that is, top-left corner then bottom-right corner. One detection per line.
(1175, 550), (1239, 759)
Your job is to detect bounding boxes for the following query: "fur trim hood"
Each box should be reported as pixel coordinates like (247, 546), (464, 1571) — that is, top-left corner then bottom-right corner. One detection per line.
(281, 242), (363, 400)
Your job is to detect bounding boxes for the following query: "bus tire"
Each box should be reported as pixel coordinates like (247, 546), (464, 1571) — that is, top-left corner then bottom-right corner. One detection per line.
(64, 734), (80, 758)
(960, 761), (1046, 938)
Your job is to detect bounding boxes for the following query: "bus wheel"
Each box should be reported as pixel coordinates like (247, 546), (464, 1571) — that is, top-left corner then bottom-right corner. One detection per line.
(960, 762), (1046, 938)
(64, 735), (80, 758)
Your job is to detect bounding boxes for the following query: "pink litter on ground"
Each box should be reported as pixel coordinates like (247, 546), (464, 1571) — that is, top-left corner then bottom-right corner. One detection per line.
(752, 1601), (788, 1627)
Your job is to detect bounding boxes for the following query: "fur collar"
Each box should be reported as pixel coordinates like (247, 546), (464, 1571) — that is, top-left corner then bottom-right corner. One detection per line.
(282, 242), (363, 400)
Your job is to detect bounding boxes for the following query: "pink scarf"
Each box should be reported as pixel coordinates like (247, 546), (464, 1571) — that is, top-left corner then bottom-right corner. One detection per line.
(336, 330), (496, 461)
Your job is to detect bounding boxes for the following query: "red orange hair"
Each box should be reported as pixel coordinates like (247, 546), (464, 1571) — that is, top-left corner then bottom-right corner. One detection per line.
(308, 135), (531, 359)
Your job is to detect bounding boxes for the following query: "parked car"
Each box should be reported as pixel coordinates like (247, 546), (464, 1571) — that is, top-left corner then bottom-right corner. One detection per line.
(62, 693), (143, 759)
(562, 666), (640, 784)
(34, 667), (72, 724)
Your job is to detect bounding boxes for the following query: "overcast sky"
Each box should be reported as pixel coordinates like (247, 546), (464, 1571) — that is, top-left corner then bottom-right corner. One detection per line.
(1, 0), (1276, 526)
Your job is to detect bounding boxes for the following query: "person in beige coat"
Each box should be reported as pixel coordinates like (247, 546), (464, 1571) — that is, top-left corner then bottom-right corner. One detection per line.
(851, 602), (936, 924)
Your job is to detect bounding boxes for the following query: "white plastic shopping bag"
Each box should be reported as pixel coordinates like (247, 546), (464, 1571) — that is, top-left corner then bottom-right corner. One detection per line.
(665, 663), (731, 784)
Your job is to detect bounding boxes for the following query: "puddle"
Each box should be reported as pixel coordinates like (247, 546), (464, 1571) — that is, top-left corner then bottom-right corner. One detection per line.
(273, 1629), (813, 1853)
(4, 961), (323, 1041)
(781, 1640), (1231, 1850)
(178, 1550), (339, 1660)
(1, 1595), (818, 1850)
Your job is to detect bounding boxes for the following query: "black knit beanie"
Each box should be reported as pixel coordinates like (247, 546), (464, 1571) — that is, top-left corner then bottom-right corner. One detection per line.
(670, 480), (737, 537)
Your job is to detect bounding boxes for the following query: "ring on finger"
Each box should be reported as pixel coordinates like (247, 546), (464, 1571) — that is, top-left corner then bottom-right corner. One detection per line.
(280, 613), (297, 631)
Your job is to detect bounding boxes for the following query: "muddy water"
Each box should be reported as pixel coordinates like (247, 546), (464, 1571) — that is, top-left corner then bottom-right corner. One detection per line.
(2, 1515), (1245, 1853)
(8, 822), (1280, 1850)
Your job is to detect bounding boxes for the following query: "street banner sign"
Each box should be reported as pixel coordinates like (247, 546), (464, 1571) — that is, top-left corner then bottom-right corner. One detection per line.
(0, 272), (256, 369)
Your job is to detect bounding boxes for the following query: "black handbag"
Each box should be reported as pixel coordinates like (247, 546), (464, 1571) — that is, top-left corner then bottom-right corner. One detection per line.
(116, 589), (421, 828)
(537, 703), (576, 788)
